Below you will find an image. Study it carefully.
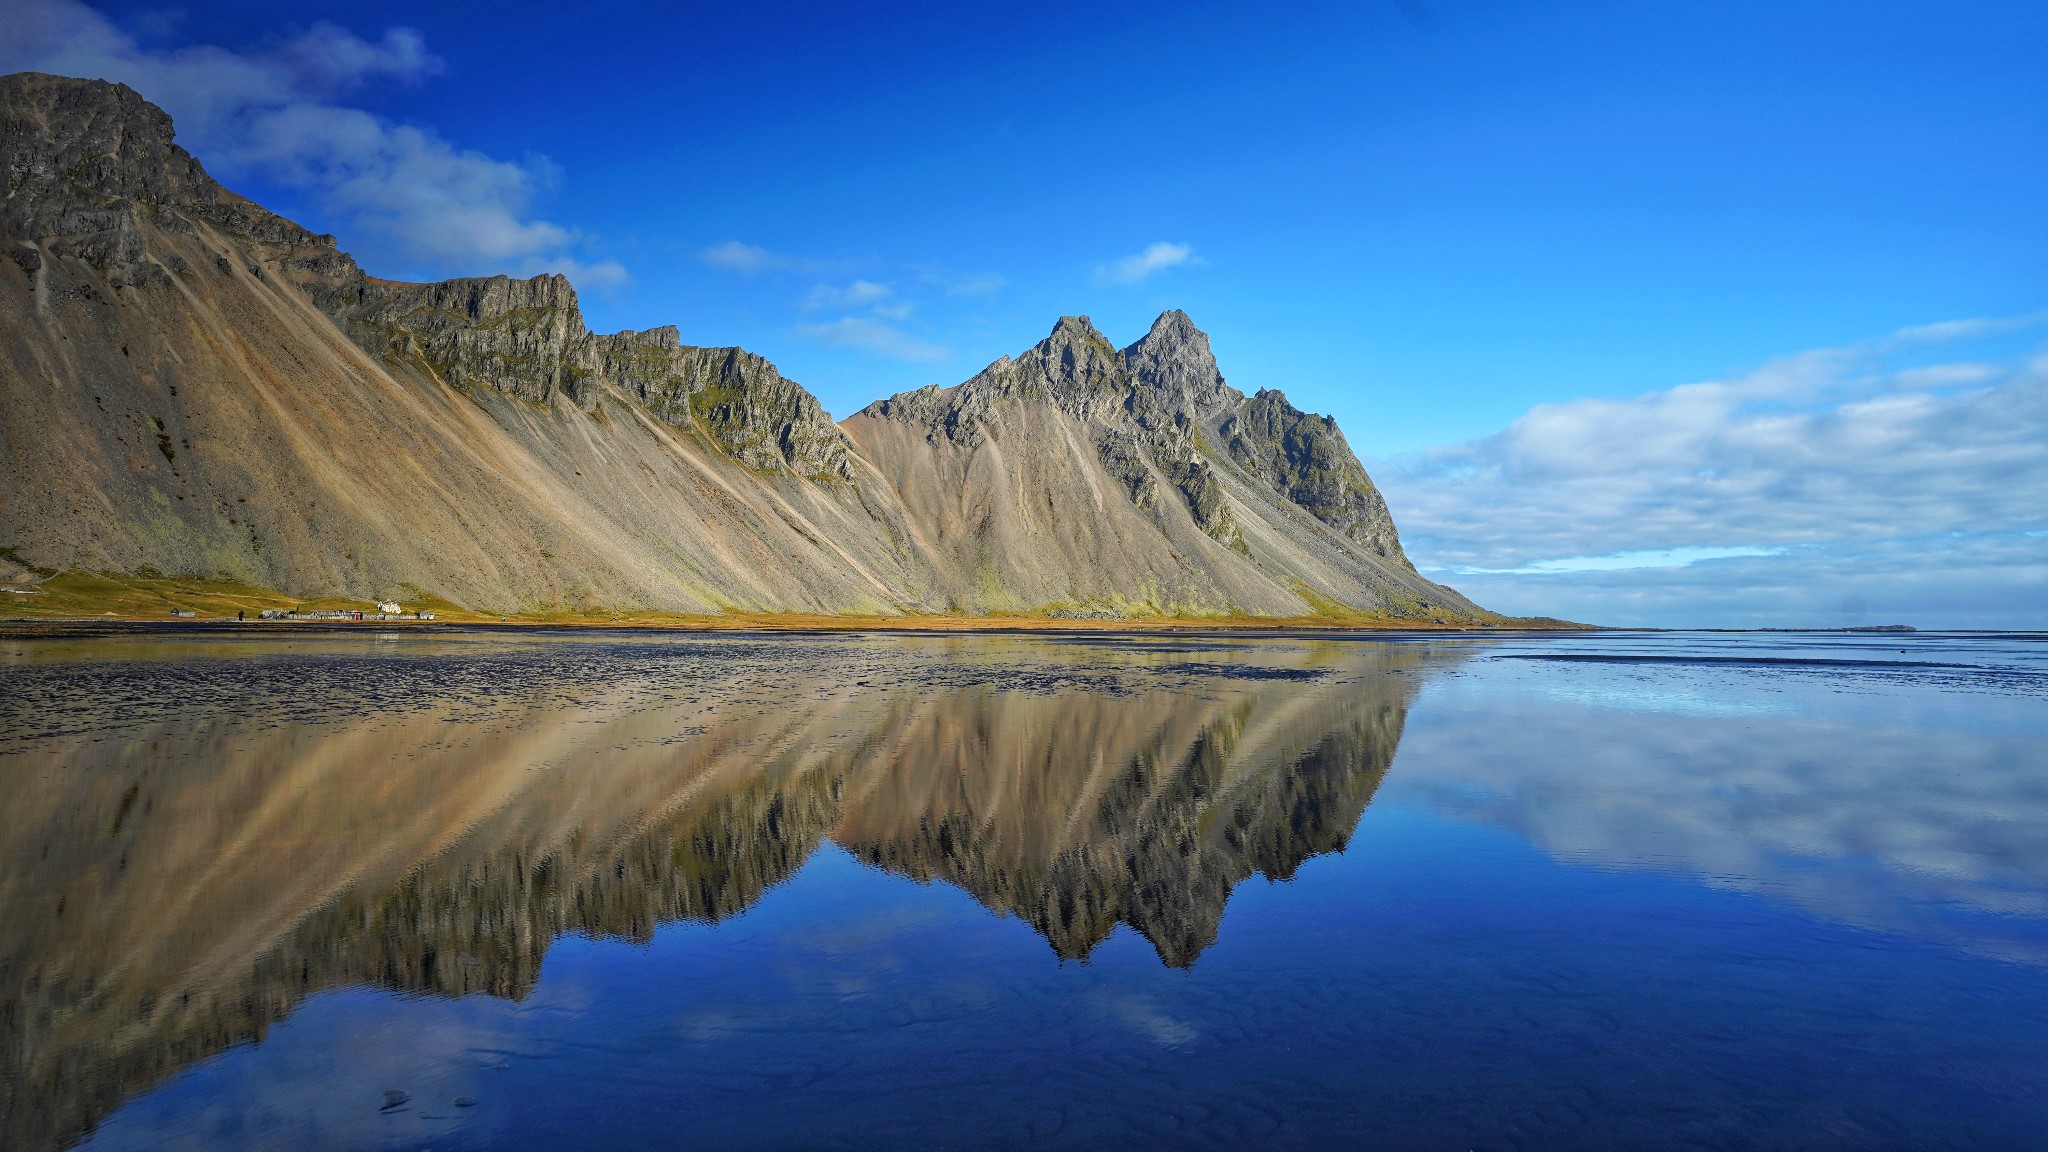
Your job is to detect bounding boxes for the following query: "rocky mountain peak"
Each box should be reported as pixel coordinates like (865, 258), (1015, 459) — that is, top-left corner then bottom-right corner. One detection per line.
(2, 72), (1485, 622)
(1, 72), (340, 284)
(1032, 314), (1122, 373)
(902, 314), (1132, 427)
(1029, 315), (1128, 402)
(1138, 308), (1201, 346)
(1122, 308), (1236, 417)
(3, 73), (187, 202)
(2, 73), (854, 480)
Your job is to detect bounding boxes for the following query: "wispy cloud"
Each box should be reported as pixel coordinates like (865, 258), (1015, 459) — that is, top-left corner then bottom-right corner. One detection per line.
(1386, 684), (2048, 962)
(707, 262), (997, 359)
(802, 279), (893, 310)
(1891, 363), (1999, 390)
(700, 240), (778, 274)
(699, 240), (857, 281)
(1378, 313), (2048, 626)
(1095, 241), (1196, 287)
(1442, 546), (1785, 576)
(0, 0), (621, 284)
(544, 256), (629, 290)
(1885, 309), (2048, 347)
(799, 317), (948, 362)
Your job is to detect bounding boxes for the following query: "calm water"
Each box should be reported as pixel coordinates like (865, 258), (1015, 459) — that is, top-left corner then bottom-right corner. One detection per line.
(2, 626), (2045, 1151)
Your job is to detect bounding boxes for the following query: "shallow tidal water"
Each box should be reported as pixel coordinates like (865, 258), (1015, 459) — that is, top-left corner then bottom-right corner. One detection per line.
(2, 625), (2045, 1151)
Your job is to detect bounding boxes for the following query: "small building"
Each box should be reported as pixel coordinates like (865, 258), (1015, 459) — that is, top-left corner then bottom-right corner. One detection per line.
(377, 601), (402, 615)
(169, 609), (196, 618)
(417, 610), (436, 620)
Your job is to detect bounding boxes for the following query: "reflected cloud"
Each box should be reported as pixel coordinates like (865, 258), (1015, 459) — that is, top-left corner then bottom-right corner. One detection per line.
(1390, 660), (2048, 962)
(10, 630), (2042, 1151)
(1098, 995), (1198, 1048)
(1521, 679), (1792, 717)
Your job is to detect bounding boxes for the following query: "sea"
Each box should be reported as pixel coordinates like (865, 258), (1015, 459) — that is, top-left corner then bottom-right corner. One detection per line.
(2, 625), (2044, 1151)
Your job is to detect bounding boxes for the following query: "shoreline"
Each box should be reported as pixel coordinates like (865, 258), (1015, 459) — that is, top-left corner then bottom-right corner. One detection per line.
(0, 611), (1596, 635)
(0, 571), (1589, 632)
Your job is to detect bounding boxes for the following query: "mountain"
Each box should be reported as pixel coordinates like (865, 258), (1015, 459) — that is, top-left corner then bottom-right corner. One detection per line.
(845, 311), (1465, 617)
(0, 72), (1488, 623)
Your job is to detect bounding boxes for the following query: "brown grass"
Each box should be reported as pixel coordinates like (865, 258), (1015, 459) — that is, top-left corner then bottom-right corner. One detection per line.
(0, 570), (1590, 631)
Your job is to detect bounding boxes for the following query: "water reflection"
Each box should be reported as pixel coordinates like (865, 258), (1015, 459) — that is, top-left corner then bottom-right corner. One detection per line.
(1389, 648), (2048, 962)
(0, 630), (1437, 1152)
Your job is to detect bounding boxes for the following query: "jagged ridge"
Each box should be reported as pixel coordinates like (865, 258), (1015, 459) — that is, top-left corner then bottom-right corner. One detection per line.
(0, 71), (1486, 622)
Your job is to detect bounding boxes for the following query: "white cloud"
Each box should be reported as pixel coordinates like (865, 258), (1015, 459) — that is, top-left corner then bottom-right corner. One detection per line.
(1385, 675), (2048, 962)
(539, 256), (630, 291)
(1441, 546), (1785, 576)
(723, 264), (998, 355)
(802, 279), (893, 310)
(700, 240), (778, 274)
(279, 20), (440, 88)
(798, 317), (948, 363)
(1095, 241), (1195, 287)
(1378, 314), (2048, 627)
(699, 241), (852, 278)
(1886, 310), (2048, 346)
(1891, 363), (1998, 390)
(798, 280), (921, 325)
(1447, 534), (2048, 628)
(0, 0), (617, 283)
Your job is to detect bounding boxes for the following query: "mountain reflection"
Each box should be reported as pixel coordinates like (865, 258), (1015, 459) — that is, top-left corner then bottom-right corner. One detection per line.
(0, 633), (1441, 1152)
(837, 684), (1405, 965)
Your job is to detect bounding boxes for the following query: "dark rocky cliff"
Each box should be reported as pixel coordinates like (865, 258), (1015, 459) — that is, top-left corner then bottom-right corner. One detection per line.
(0, 72), (333, 285)
(1218, 389), (1411, 566)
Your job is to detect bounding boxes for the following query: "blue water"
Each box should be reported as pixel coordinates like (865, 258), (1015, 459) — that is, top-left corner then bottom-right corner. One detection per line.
(3, 627), (2044, 1150)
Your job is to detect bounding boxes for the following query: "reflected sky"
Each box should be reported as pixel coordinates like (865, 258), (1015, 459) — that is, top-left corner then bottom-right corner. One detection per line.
(1384, 633), (2048, 961)
(1, 626), (2044, 1151)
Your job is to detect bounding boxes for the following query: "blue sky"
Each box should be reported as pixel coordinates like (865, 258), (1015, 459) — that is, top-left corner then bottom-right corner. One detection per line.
(5, 0), (2044, 625)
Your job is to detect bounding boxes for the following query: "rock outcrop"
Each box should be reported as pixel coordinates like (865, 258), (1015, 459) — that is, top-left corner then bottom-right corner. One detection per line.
(1216, 389), (1407, 564)
(0, 71), (1485, 621)
(319, 275), (857, 479)
(0, 69), (330, 286)
(588, 328), (855, 479)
